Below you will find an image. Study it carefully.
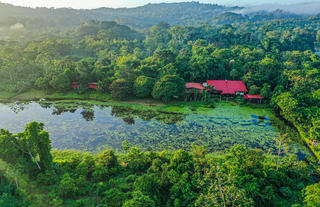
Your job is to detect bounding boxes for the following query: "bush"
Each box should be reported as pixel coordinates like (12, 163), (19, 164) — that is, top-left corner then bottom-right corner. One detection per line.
(57, 173), (79, 198)
(309, 119), (320, 141)
(134, 76), (155, 98)
(50, 73), (71, 93)
(123, 191), (155, 207)
(93, 150), (119, 181)
(304, 183), (320, 207)
(110, 79), (132, 100)
(249, 85), (259, 95)
(152, 75), (185, 103)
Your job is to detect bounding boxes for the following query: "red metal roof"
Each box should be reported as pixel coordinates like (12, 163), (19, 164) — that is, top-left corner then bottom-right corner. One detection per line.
(71, 82), (80, 89)
(244, 95), (264, 99)
(186, 83), (205, 90)
(88, 82), (98, 89)
(207, 80), (248, 95)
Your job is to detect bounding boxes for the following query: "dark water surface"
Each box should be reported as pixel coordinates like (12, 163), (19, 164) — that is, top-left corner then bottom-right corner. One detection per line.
(0, 101), (309, 157)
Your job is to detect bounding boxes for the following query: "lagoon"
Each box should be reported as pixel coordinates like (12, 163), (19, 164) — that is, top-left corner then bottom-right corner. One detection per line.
(0, 101), (309, 157)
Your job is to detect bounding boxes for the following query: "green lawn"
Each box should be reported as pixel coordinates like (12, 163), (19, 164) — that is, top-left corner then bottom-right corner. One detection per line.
(0, 91), (17, 100)
(49, 91), (112, 100)
(12, 89), (48, 100)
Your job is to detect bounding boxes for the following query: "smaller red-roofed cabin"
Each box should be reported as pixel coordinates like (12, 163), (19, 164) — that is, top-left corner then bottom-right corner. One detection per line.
(88, 83), (98, 89)
(244, 95), (264, 103)
(186, 83), (205, 93)
(71, 82), (80, 90)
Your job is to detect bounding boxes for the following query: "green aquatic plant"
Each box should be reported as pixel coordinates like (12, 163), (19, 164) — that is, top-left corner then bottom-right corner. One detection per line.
(0, 101), (310, 157)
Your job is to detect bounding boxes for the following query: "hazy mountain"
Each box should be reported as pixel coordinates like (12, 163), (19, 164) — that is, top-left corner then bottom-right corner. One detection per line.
(0, 2), (241, 29)
(239, 2), (320, 15)
(0, 1), (318, 40)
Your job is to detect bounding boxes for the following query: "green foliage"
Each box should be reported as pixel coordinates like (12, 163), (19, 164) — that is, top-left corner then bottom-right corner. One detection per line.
(304, 183), (320, 207)
(57, 173), (79, 198)
(49, 73), (71, 93)
(123, 191), (155, 207)
(309, 119), (320, 141)
(110, 79), (131, 100)
(260, 83), (272, 99)
(93, 149), (119, 181)
(19, 122), (53, 172)
(0, 123), (317, 207)
(249, 85), (259, 95)
(152, 75), (185, 102)
(35, 77), (51, 91)
(134, 174), (160, 204)
(0, 122), (53, 174)
(0, 175), (29, 207)
(134, 76), (155, 98)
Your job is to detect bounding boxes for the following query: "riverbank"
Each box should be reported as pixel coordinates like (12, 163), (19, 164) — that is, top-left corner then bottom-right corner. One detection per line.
(0, 89), (269, 108)
(0, 89), (220, 115)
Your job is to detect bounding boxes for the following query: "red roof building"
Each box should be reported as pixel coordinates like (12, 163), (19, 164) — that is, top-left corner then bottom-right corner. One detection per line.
(207, 80), (248, 95)
(186, 83), (206, 93)
(244, 95), (264, 99)
(71, 82), (80, 89)
(88, 83), (98, 89)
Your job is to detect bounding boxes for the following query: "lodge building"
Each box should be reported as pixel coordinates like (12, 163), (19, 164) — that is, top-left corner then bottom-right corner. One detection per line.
(186, 80), (264, 103)
(71, 82), (98, 90)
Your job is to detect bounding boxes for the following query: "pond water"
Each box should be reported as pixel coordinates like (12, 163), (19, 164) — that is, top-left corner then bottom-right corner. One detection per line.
(0, 101), (309, 157)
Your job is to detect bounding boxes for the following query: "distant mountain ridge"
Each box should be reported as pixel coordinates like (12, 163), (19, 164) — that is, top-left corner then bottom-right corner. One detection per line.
(0, 1), (318, 38)
(0, 2), (241, 28)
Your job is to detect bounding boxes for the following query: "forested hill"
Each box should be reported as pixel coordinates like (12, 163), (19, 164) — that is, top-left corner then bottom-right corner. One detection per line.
(0, 1), (315, 30)
(0, 2), (240, 29)
(85, 2), (241, 27)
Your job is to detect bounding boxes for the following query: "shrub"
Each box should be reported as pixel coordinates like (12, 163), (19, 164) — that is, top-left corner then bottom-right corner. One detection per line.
(134, 76), (154, 98)
(110, 79), (132, 100)
(152, 75), (185, 103)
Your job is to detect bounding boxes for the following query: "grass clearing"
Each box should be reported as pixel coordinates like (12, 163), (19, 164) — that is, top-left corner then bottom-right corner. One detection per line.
(0, 91), (17, 100)
(49, 91), (112, 100)
(12, 89), (48, 100)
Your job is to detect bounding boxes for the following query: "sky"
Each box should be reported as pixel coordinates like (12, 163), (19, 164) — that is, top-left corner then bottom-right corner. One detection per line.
(0, 0), (315, 9)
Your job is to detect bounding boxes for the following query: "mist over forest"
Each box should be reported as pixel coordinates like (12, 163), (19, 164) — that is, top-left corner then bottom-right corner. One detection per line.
(0, 1), (319, 38)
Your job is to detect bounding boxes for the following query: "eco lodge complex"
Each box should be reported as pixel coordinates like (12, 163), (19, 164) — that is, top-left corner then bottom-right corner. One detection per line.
(71, 80), (263, 103)
(186, 80), (264, 103)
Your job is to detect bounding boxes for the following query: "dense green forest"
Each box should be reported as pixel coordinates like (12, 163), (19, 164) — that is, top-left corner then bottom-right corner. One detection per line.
(0, 122), (319, 206)
(0, 2), (320, 206)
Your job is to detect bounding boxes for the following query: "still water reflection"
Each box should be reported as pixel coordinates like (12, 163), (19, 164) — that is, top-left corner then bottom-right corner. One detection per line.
(0, 101), (309, 157)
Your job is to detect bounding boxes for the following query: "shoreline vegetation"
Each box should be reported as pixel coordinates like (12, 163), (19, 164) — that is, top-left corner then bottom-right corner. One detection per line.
(0, 122), (317, 207)
(0, 86), (278, 114)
